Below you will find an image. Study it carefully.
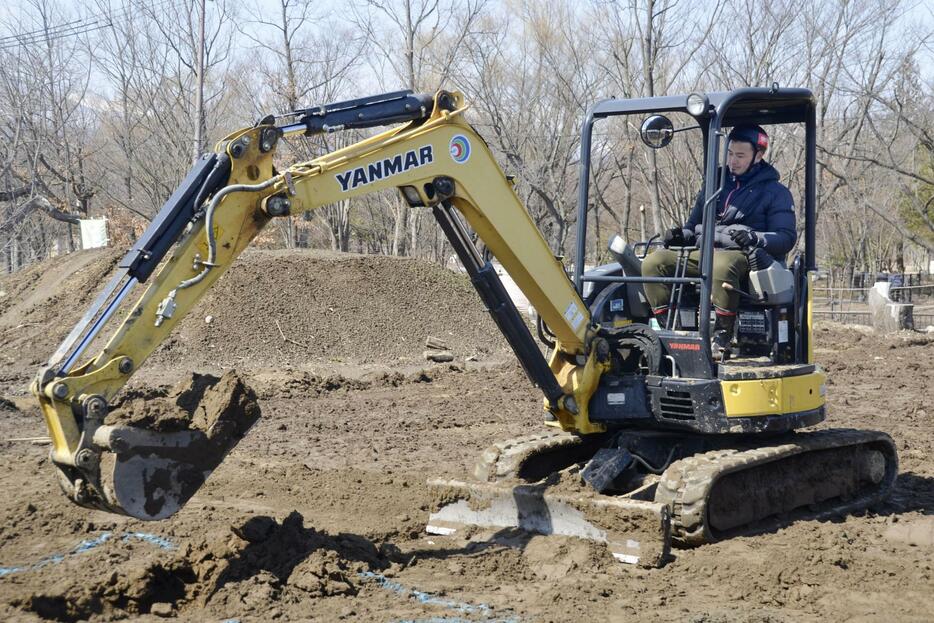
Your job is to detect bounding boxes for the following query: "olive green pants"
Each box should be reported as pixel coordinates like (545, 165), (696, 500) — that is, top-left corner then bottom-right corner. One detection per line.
(641, 249), (749, 313)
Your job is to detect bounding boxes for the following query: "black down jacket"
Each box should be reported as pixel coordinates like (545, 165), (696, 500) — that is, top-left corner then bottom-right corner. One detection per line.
(680, 161), (797, 260)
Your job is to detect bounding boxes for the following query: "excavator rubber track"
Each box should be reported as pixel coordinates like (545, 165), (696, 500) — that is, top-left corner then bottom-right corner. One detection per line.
(655, 428), (898, 546)
(472, 429), (609, 482)
(427, 428), (897, 564)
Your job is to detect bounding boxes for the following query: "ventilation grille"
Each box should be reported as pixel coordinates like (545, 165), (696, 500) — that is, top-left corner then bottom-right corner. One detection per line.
(659, 390), (695, 420)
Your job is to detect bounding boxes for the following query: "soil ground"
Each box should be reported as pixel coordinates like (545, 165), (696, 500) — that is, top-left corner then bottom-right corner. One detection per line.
(0, 248), (932, 622)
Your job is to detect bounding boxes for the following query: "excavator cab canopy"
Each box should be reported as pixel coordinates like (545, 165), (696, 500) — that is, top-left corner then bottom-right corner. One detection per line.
(574, 86), (817, 360)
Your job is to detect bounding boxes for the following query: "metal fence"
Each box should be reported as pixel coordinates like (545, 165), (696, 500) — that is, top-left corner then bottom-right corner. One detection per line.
(816, 272), (933, 304)
(812, 310), (934, 328)
(811, 273), (934, 328)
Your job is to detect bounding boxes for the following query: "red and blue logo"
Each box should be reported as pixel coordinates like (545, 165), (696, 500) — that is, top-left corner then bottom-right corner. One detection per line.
(449, 135), (471, 164)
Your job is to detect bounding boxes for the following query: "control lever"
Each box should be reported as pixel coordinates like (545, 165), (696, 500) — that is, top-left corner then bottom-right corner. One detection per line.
(722, 282), (766, 303)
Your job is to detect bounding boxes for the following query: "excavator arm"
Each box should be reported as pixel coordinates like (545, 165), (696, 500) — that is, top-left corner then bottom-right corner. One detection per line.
(31, 90), (609, 520)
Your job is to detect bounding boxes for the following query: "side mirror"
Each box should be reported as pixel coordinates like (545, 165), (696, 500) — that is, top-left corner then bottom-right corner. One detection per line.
(640, 115), (674, 149)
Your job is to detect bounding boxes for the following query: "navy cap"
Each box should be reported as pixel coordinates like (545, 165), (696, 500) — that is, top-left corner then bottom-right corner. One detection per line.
(728, 125), (769, 152)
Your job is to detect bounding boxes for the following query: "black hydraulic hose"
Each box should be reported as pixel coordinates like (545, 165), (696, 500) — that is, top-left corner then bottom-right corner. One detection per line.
(631, 445), (679, 475)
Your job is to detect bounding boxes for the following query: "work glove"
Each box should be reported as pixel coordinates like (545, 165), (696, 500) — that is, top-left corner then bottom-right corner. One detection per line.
(663, 227), (686, 248)
(729, 228), (759, 249)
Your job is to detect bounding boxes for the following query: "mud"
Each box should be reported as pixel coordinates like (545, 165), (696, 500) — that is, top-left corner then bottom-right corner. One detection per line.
(105, 371), (260, 437)
(10, 511), (389, 621)
(0, 249), (933, 621)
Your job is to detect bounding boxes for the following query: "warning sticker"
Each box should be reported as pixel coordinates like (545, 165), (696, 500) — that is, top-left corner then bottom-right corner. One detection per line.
(778, 320), (788, 343)
(564, 301), (585, 330)
(607, 392), (627, 405)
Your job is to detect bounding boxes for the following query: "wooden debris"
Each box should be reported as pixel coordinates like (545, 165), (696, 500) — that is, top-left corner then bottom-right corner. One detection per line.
(425, 335), (450, 350)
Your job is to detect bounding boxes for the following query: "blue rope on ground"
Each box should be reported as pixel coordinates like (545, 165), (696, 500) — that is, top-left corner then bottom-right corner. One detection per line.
(122, 532), (175, 550)
(0, 531), (174, 577)
(358, 571), (519, 623)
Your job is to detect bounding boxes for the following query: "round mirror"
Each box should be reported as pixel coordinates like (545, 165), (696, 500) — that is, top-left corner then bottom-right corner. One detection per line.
(640, 115), (674, 149)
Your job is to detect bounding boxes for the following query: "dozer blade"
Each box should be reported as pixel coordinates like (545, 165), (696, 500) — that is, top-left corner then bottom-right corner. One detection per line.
(427, 479), (671, 567)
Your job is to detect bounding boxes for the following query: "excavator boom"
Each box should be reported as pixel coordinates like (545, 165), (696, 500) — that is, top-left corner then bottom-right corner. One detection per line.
(31, 90), (605, 520)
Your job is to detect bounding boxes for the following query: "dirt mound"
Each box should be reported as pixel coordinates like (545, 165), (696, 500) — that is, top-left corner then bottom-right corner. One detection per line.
(0, 248), (508, 391)
(0, 249), (122, 382)
(149, 249), (506, 370)
(15, 511), (388, 621)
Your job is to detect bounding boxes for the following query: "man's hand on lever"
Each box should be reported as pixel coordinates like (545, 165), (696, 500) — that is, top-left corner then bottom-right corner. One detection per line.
(729, 228), (759, 249)
(663, 226), (686, 248)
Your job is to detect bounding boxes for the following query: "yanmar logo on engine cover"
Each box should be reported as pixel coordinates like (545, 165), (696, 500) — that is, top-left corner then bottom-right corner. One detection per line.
(335, 145), (434, 192)
(668, 341), (701, 351)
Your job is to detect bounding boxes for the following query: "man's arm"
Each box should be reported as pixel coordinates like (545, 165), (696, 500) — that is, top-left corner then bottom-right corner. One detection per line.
(682, 187), (705, 242)
(757, 185), (797, 257)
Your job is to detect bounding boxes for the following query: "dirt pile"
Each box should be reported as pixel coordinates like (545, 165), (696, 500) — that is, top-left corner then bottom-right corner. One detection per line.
(150, 249), (507, 369)
(15, 511), (389, 622)
(0, 249), (122, 382)
(0, 248), (508, 392)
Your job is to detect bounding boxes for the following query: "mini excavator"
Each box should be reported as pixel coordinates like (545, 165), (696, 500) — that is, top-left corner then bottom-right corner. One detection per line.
(31, 88), (897, 566)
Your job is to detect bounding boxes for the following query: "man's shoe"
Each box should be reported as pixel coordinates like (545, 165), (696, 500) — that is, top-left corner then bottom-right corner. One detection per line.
(711, 329), (732, 361)
(711, 312), (736, 361)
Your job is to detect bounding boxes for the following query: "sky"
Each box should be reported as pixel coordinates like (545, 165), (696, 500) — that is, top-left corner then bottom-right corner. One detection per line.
(0, 0), (931, 92)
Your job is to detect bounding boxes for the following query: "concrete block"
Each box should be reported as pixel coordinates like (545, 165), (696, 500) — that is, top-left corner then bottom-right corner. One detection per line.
(868, 282), (914, 331)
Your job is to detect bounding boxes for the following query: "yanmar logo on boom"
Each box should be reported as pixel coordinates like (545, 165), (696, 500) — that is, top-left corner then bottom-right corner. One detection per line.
(335, 145), (434, 192)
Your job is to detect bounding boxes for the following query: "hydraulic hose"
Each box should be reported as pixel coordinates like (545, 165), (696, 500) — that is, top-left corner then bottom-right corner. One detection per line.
(155, 176), (279, 326)
(176, 177), (279, 290)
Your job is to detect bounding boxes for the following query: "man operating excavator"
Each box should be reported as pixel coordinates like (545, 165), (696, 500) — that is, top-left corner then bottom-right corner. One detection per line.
(641, 125), (797, 359)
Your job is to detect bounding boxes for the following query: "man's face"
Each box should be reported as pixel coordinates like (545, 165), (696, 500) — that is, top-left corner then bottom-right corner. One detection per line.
(727, 140), (761, 176)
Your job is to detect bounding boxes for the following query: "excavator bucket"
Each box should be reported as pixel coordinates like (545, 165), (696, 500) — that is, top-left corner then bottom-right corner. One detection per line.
(40, 371), (260, 521)
(94, 426), (232, 520)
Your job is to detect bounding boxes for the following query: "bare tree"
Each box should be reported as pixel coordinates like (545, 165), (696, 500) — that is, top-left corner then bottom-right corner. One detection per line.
(139, 0), (236, 163)
(351, 0), (488, 258)
(236, 0), (363, 249)
(0, 0), (99, 270)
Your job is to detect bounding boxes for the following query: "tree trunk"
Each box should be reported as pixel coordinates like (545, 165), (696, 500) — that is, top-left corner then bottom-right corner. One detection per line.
(10, 235), (20, 272)
(280, 0), (299, 110)
(409, 208), (420, 258)
(391, 200), (407, 256)
(193, 0), (207, 162)
(338, 202), (352, 252)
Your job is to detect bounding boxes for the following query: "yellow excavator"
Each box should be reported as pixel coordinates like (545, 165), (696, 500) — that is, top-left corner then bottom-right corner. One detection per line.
(31, 88), (897, 566)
